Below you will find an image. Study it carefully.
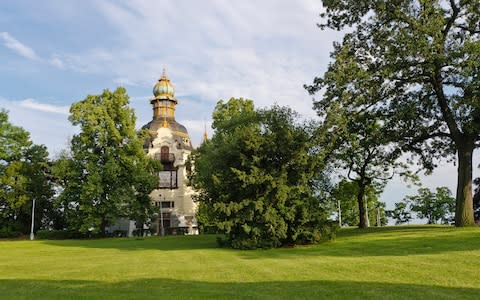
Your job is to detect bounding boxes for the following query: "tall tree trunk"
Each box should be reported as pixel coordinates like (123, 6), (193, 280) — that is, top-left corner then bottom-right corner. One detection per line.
(100, 216), (107, 236)
(357, 183), (368, 229)
(455, 142), (475, 226)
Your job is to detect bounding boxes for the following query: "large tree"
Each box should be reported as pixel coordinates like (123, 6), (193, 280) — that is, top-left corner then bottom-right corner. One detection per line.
(59, 88), (160, 234)
(190, 98), (333, 249)
(0, 110), (54, 236)
(305, 31), (415, 228)
(310, 0), (480, 226)
(15, 145), (55, 233)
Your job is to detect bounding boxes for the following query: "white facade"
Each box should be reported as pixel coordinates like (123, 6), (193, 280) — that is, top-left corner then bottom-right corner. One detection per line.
(142, 71), (199, 235)
(146, 127), (198, 235)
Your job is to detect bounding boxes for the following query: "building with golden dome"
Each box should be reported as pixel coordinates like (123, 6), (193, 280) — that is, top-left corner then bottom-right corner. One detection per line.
(142, 70), (198, 235)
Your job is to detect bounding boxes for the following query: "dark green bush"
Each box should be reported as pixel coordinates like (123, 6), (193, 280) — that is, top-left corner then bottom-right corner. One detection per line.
(0, 227), (22, 238)
(36, 230), (85, 240)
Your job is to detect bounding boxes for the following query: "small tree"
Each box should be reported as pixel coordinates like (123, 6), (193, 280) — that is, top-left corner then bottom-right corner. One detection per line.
(406, 187), (455, 224)
(387, 202), (412, 225)
(332, 179), (386, 227)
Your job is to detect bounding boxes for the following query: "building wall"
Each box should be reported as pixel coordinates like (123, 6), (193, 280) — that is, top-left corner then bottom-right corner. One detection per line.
(147, 127), (198, 234)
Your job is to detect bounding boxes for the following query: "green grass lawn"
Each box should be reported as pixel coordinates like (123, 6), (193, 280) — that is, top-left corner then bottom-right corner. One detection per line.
(1, 226), (479, 299)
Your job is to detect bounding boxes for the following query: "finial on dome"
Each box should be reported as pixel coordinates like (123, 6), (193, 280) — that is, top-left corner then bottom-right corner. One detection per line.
(153, 69), (175, 100)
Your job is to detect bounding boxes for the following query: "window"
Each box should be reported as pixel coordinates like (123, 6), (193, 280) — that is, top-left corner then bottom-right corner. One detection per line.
(161, 201), (174, 209)
(155, 146), (175, 170)
(158, 170), (178, 189)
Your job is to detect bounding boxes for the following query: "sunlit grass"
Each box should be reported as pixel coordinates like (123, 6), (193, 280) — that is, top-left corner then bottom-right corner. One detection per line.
(1, 225), (479, 299)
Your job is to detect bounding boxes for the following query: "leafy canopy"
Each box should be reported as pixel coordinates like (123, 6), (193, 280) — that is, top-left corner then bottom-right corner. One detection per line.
(190, 98), (334, 249)
(310, 0), (480, 226)
(404, 186), (455, 224)
(0, 110), (54, 236)
(55, 88), (159, 234)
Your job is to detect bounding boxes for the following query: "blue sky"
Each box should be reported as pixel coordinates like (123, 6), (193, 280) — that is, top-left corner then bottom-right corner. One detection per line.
(0, 0), (477, 217)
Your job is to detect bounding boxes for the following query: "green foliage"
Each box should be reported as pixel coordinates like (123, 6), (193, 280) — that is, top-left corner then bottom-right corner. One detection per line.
(0, 224), (22, 238)
(195, 201), (220, 234)
(386, 202), (413, 225)
(54, 88), (160, 234)
(35, 229), (86, 240)
(305, 30), (417, 228)
(311, 0), (480, 226)
(190, 98), (333, 249)
(332, 179), (387, 227)
(405, 187), (456, 225)
(0, 110), (54, 235)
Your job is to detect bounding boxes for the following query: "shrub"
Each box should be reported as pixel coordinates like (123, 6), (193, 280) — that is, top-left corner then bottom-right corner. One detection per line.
(0, 227), (22, 238)
(36, 230), (85, 240)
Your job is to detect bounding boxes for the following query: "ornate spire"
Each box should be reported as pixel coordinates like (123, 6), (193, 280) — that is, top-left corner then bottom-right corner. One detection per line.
(151, 69), (178, 122)
(202, 121), (208, 143)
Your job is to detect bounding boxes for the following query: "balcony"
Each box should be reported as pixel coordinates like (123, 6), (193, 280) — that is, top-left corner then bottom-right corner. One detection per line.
(155, 152), (175, 163)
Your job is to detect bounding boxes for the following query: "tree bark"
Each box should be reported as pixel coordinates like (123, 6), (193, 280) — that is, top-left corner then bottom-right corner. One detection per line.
(455, 142), (475, 226)
(100, 216), (107, 236)
(357, 183), (369, 229)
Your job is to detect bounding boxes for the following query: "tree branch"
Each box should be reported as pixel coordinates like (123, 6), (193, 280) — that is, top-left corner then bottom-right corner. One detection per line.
(443, 0), (460, 37)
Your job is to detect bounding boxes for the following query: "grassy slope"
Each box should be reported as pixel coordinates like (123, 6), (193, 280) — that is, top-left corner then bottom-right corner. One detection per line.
(0, 226), (479, 299)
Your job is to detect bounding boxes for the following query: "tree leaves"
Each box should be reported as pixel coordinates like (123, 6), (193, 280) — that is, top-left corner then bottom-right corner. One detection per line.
(56, 88), (159, 234)
(190, 99), (333, 248)
(310, 0), (480, 225)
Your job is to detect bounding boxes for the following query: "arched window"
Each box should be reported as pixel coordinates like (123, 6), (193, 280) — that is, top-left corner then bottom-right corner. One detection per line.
(161, 146), (169, 161)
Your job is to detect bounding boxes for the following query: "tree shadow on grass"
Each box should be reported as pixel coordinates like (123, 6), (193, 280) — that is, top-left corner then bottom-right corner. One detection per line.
(42, 234), (219, 251)
(240, 226), (480, 259)
(40, 226), (480, 258)
(0, 278), (478, 300)
(335, 225), (451, 238)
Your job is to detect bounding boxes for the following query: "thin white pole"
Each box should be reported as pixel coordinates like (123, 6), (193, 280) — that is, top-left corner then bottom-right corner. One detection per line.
(30, 198), (36, 240)
(365, 201), (370, 227)
(377, 207), (381, 227)
(338, 200), (342, 227)
(160, 204), (164, 236)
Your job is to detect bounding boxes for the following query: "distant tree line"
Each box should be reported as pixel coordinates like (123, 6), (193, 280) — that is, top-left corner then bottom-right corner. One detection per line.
(387, 187), (456, 225)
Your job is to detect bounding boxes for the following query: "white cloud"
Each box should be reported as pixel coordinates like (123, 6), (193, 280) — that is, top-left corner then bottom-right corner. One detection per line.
(49, 55), (65, 69)
(0, 97), (74, 156)
(180, 119), (213, 147)
(0, 31), (40, 60)
(47, 0), (336, 121)
(113, 77), (140, 87)
(19, 99), (69, 115)
(0, 32), (69, 70)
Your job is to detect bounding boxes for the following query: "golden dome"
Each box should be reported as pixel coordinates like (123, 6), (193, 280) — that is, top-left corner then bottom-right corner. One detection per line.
(153, 69), (175, 100)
